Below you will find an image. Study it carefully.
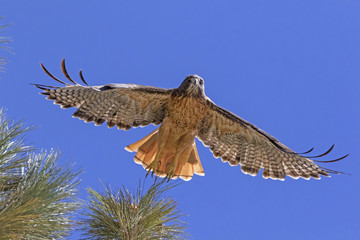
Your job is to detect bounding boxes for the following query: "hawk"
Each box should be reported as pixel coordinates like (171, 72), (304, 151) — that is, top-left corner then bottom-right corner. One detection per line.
(34, 59), (347, 181)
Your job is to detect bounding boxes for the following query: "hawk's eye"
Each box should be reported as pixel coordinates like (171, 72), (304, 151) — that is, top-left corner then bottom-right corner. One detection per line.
(199, 79), (203, 85)
(187, 79), (192, 83)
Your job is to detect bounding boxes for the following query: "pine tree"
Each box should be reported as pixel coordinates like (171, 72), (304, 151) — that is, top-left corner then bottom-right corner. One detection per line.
(0, 16), (12, 72)
(83, 178), (188, 240)
(0, 110), (81, 239)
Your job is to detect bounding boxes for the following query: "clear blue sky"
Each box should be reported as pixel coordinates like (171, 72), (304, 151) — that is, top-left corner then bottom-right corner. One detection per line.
(1, 1), (360, 239)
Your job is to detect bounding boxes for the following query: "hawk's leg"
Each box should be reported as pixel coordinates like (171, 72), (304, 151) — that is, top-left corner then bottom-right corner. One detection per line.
(146, 125), (172, 177)
(166, 133), (196, 178)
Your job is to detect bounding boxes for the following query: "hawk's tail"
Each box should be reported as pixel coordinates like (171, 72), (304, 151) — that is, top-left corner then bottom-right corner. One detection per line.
(125, 128), (205, 181)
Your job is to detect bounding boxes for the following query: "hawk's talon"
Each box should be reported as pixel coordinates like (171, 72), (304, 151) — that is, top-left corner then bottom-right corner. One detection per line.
(145, 168), (152, 177)
(145, 160), (162, 178)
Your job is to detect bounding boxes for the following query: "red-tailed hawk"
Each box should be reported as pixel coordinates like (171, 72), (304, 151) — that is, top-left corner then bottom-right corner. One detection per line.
(34, 59), (347, 181)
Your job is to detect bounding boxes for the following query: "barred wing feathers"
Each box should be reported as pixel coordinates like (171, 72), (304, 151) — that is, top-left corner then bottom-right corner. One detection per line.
(34, 59), (172, 130)
(197, 100), (347, 180)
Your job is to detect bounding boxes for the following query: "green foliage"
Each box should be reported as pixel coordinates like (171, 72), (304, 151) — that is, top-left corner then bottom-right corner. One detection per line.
(0, 110), (81, 239)
(0, 110), (31, 178)
(83, 178), (188, 240)
(0, 16), (12, 71)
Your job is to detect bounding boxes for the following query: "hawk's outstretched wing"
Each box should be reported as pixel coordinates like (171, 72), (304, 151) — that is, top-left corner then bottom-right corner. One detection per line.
(197, 100), (347, 180)
(34, 59), (172, 130)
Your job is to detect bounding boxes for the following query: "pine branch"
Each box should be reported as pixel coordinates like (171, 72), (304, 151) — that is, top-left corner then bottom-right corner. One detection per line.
(0, 16), (12, 72)
(83, 178), (189, 240)
(0, 109), (31, 190)
(0, 109), (81, 239)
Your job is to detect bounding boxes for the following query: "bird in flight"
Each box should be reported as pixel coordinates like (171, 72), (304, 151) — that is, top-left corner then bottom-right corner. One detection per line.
(34, 59), (347, 181)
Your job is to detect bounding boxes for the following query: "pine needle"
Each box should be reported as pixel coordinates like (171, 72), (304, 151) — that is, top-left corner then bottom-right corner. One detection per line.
(82, 178), (189, 240)
(0, 16), (12, 72)
(0, 109), (81, 239)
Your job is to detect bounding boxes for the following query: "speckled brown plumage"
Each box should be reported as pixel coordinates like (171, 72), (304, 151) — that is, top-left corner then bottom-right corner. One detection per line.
(34, 59), (347, 181)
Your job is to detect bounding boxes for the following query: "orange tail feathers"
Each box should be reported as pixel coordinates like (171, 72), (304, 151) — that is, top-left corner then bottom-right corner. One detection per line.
(125, 128), (205, 181)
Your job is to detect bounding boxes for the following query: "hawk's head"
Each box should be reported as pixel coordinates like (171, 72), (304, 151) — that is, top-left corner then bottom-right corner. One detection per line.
(176, 75), (205, 98)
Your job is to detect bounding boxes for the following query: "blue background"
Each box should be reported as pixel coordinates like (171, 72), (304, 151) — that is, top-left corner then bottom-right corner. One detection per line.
(1, 1), (359, 239)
